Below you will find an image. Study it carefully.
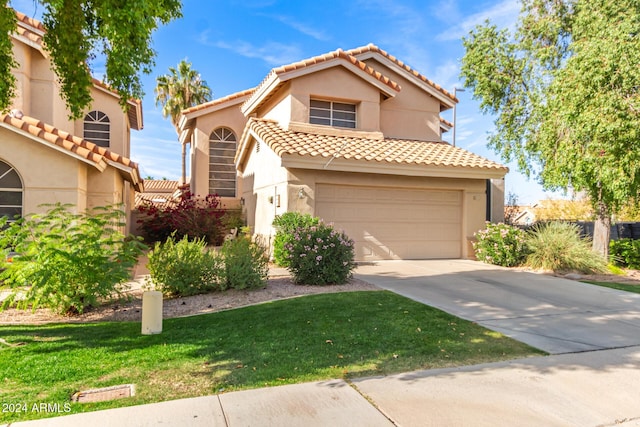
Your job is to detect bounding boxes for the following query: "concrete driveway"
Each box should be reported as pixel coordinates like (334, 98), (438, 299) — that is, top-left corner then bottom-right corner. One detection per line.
(356, 259), (640, 354)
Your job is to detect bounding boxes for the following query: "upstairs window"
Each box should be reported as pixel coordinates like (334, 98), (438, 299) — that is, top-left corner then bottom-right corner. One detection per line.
(310, 99), (356, 128)
(84, 111), (110, 147)
(0, 160), (22, 220)
(209, 127), (237, 197)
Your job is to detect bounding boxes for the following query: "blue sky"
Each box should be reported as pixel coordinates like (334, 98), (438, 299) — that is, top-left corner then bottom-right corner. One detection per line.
(11, 0), (563, 204)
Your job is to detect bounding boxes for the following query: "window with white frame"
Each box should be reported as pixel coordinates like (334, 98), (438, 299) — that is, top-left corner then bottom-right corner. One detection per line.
(83, 111), (110, 147)
(209, 127), (237, 197)
(0, 160), (22, 220)
(309, 99), (356, 128)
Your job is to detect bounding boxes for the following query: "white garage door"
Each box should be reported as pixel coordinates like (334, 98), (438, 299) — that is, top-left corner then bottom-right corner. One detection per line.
(315, 184), (462, 260)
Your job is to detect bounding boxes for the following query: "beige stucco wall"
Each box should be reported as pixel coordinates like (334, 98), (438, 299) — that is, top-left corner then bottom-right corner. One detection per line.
(285, 67), (382, 132)
(239, 137), (289, 248)
(0, 128), (89, 215)
(73, 88), (131, 157)
(362, 58), (444, 141)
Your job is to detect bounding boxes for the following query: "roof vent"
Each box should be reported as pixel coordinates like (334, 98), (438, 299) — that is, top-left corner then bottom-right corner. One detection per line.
(9, 109), (24, 119)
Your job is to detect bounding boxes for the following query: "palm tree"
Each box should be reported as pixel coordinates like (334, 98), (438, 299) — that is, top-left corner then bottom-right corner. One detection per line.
(155, 60), (212, 184)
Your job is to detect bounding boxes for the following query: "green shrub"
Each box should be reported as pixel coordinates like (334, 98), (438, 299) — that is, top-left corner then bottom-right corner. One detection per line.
(147, 234), (224, 297)
(0, 204), (146, 315)
(285, 222), (355, 285)
(472, 222), (528, 267)
(609, 238), (640, 269)
(272, 212), (320, 267)
(220, 237), (268, 290)
(525, 221), (607, 273)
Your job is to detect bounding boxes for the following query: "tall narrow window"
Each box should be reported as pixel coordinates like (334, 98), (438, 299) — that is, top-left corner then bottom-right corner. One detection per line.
(209, 127), (237, 197)
(84, 111), (110, 147)
(310, 99), (356, 128)
(0, 160), (23, 220)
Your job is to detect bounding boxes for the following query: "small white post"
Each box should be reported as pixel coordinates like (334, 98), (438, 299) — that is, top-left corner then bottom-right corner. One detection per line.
(141, 290), (163, 335)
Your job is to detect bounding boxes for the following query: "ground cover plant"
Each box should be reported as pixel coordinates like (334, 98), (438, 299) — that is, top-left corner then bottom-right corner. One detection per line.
(0, 291), (542, 423)
(581, 281), (640, 295)
(0, 204), (146, 315)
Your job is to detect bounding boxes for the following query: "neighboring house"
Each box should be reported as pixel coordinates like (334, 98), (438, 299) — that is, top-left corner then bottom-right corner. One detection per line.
(0, 11), (143, 231)
(179, 44), (508, 260)
(507, 205), (538, 226)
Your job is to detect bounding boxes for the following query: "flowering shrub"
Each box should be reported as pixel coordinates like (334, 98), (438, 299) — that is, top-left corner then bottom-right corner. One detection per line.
(285, 221), (355, 285)
(137, 191), (226, 244)
(473, 222), (528, 267)
(272, 212), (320, 267)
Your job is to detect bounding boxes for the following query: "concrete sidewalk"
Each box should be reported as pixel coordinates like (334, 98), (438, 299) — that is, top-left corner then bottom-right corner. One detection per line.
(9, 346), (640, 427)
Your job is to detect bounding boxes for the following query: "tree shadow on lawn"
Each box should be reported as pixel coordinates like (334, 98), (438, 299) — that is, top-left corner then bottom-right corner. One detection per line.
(0, 291), (542, 405)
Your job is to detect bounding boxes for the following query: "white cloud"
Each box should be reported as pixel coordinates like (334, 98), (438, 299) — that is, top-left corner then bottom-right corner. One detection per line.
(270, 15), (330, 41)
(197, 31), (303, 66)
(436, 0), (520, 41)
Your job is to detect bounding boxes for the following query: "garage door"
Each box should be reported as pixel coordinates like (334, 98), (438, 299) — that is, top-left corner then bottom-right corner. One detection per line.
(315, 184), (462, 260)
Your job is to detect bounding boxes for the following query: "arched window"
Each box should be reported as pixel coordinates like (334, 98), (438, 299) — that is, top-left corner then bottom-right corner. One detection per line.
(83, 111), (110, 147)
(0, 161), (23, 220)
(209, 127), (237, 197)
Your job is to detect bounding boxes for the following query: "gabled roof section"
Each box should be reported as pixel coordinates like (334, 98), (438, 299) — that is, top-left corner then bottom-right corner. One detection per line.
(237, 118), (508, 179)
(12, 11), (144, 130)
(346, 44), (457, 111)
(91, 79), (144, 131)
(0, 112), (143, 191)
(241, 48), (401, 116)
(13, 11), (45, 55)
(178, 88), (255, 144)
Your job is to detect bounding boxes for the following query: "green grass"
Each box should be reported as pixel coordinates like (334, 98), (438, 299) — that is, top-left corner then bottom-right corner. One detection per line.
(582, 281), (640, 294)
(0, 291), (543, 422)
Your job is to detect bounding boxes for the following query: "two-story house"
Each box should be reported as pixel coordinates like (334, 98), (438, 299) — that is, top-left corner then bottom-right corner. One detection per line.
(179, 44), (508, 260)
(0, 11), (143, 232)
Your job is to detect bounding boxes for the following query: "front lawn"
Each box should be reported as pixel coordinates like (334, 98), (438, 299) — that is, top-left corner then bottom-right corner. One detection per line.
(582, 280), (640, 294)
(0, 291), (543, 422)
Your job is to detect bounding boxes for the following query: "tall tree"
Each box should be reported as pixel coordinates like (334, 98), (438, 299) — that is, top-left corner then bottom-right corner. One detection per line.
(155, 59), (212, 184)
(1, 0), (182, 118)
(461, 0), (640, 257)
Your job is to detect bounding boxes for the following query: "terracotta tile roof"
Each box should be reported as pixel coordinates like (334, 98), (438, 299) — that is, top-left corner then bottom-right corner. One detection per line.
(13, 11), (45, 52)
(242, 48), (401, 115)
(346, 44), (457, 103)
(134, 180), (182, 209)
(241, 118), (507, 174)
(182, 88), (256, 115)
(15, 11), (45, 31)
(0, 113), (143, 191)
(142, 180), (180, 192)
(271, 48), (401, 92)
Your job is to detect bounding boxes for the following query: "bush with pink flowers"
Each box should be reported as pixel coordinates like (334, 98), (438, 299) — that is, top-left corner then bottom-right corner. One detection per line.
(285, 221), (355, 285)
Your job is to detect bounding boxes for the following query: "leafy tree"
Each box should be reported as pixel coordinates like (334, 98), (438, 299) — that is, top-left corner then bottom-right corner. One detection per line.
(1, 0), (182, 118)
(534, 198), (593, 221)
(155, 59), (212, 183)
(461, 0), (640, 257)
